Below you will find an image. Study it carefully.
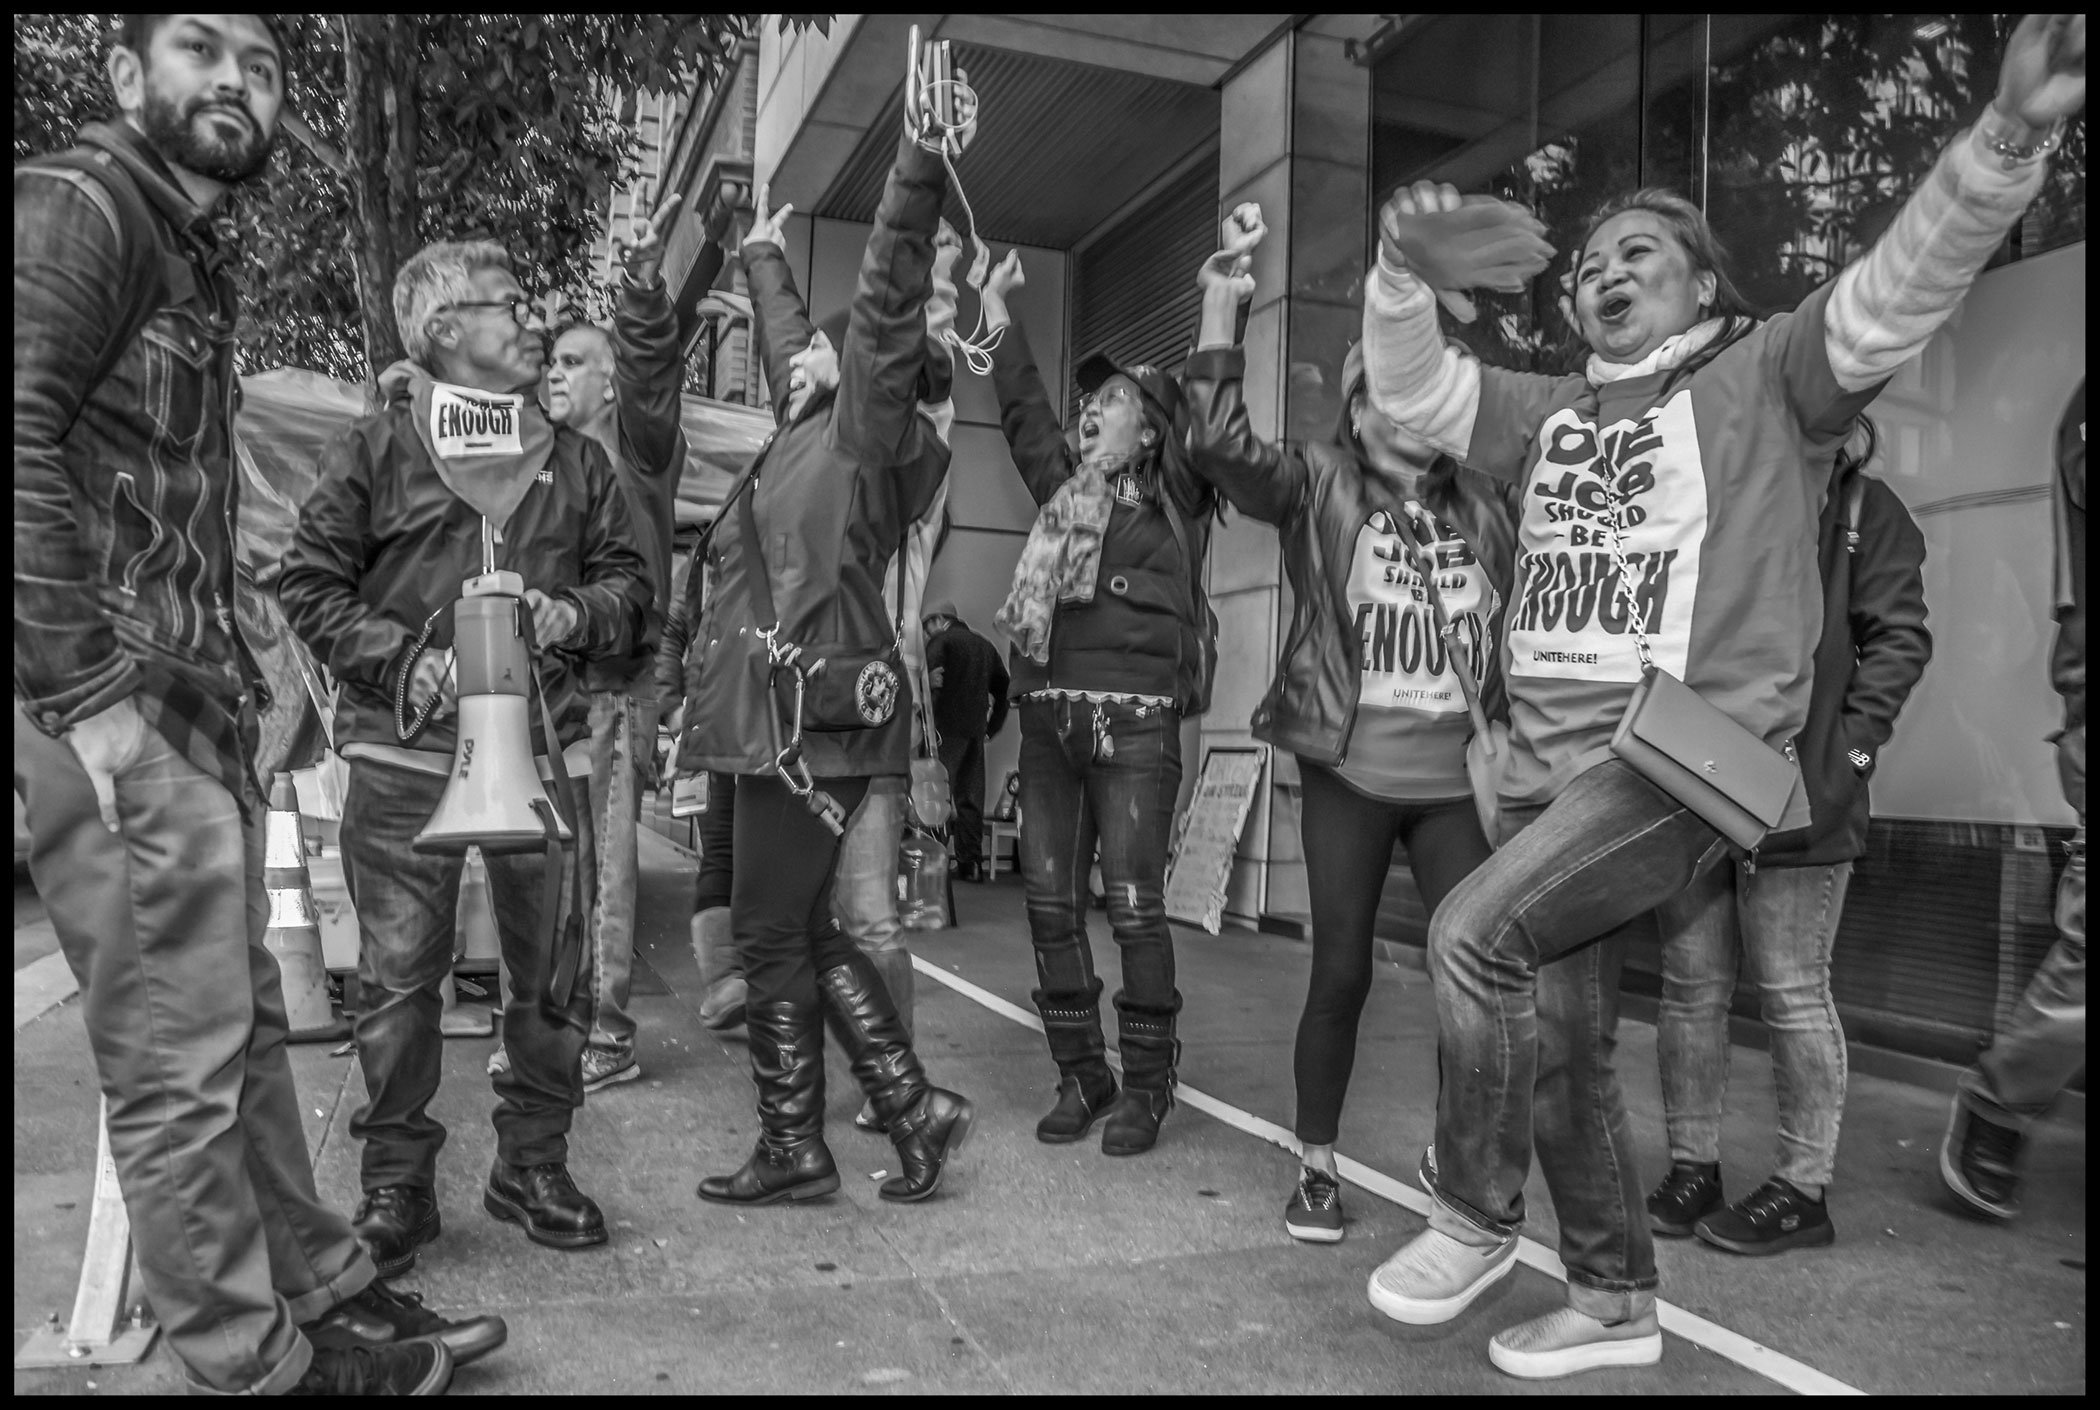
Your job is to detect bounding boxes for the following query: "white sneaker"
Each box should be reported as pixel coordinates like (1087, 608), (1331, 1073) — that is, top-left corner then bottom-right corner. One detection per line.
(1367, 1226), (1519, 1325)
(487, 1046), (511, 1079)
(1488, 1306), (1663, 1379)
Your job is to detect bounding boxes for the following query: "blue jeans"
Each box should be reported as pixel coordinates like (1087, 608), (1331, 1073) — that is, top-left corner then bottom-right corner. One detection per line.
(1657, 859), (1853, 1189)
(1962, 827), (2086, 1131)
(1426, 759), (1724, 1320)
(14, 703), (374, 1394)
(832, 774), (914, 1037)
(340, 759), (593, 1188)
(586, 691), (645, 1059)
(1017, 697), (1182, 1024)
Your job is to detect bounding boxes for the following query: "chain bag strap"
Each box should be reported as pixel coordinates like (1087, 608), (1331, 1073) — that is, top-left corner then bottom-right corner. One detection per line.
(1384, 500), (1507, 844)
(1598, 466), (1797, 851)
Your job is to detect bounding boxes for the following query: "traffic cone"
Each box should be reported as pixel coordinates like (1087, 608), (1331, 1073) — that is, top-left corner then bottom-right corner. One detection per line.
(264, 773), (351, 1043)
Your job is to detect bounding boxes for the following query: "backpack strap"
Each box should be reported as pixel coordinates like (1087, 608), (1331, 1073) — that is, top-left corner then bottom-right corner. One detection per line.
(20, 148), (186, 402)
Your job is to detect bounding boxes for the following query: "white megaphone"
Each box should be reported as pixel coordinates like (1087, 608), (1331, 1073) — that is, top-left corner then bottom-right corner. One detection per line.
(413, 564), (576, 856)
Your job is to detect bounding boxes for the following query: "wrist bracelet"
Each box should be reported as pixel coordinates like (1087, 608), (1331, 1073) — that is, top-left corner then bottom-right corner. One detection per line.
(1978, 106), (2066, 170)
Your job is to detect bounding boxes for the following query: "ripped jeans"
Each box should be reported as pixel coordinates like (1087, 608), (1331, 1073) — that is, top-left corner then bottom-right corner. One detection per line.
(1016, 697), (1182, 1022)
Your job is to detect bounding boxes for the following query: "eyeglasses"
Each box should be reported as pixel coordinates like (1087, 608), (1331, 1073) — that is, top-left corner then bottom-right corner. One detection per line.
(443, 298), (538, 326)
(1081, 384), (1140, 416)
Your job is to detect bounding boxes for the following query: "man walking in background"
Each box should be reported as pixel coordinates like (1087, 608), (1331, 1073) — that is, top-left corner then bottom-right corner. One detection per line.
(924, 602), (1010, 882)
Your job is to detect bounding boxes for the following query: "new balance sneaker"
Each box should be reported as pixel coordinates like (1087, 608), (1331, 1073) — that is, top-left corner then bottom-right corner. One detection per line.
(1284, 1166), (1344, 1244)
(1940, 1098), (2023, 1220)
(1646, 1161), (1724, 1238)
(581, 1046), (641, 1094)
(290, 1339), (452, 1396)
(304, 1280), (508, 1367)
(1488, 1306), (1663, 1379)
(1367, 1226), (1519, 1325)
(1694, 1177), (1833, 1255)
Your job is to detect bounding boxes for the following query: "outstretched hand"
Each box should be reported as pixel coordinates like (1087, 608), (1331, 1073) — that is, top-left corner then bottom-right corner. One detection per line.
(613, 190), (682, 285)
(1996, 13), (2086, 129)
(742, 183), (795, 256)
(907, 56), (979, 156)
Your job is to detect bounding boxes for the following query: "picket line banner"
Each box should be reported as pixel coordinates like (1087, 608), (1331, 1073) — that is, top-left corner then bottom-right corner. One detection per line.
(911, 954), (1865, 1397)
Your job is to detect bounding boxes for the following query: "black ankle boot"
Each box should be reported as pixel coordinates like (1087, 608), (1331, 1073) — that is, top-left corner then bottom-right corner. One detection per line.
(1102, 1004), (1179, 1157)
(818, 950), (974, 1202)
(698, 1000), (841, 1206)
(1034, 984), (1118, 1143)
(482, 1161), (607, 1248)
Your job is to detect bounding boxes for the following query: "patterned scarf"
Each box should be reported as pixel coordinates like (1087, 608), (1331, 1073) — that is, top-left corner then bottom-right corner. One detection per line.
(995, 450), (1132, 664)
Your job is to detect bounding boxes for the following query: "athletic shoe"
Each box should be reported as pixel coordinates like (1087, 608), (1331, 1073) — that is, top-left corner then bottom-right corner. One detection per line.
(290, 1339), (452, 1396)
(854, 1100), (884, 1133)
(1694, 1177), (1833, 1255)
(304, 1280), (508, 1367)
(1646, 1161), (1724, 1238)
(487, 1045), (510, 1080)
(1284, 1166), (1344, 1244)
(1488, 1306), (1663, 1379)
(1367, 1226), (1519, 1325)
(581, 1047), (641, 1094)
(1939, 1098), (2023, 1220)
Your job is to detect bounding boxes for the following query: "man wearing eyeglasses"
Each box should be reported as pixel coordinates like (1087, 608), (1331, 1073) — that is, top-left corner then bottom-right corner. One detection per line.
(281, 239), (652, 1281)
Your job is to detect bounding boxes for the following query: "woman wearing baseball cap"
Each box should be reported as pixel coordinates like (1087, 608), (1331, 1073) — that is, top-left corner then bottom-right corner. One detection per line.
(977, 251), (1221, 1157)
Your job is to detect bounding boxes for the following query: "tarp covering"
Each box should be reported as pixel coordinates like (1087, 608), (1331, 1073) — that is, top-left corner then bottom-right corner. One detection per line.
(234, 365), (772, 575)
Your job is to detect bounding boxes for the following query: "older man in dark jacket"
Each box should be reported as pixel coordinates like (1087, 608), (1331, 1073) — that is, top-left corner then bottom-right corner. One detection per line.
(1649, 422), (1933, 1256)
(281, 238), (650, 1278)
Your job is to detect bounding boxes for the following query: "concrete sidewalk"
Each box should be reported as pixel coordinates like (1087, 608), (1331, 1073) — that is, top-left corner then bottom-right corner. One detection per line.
(13, 835), (2086, 1394)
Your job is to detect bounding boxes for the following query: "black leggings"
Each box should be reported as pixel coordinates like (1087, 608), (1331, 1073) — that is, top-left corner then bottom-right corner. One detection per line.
(693, 771), (737, 911)
(1294, 760), (1492, 1146)
(731, 772), (870, 1012)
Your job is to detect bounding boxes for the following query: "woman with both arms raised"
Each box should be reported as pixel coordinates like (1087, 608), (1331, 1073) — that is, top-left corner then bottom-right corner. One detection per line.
(1180, 204), (1519, 1245)
(1353, 13), (2084, 1380)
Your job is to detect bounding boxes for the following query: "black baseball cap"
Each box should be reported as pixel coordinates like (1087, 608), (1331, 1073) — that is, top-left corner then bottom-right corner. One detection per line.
(1074, 351), (1185, 430)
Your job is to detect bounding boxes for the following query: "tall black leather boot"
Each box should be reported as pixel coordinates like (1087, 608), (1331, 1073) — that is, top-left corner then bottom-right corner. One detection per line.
(1033, 981), (1119, 1144)
(1101, 1002), (1180, 1157)
(697, 1000), (840, 1205)
(817, 951), (974, 1203)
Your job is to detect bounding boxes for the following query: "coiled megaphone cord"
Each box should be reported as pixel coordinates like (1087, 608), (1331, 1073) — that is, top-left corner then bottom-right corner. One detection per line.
(915, 74), (1005, 378)
(394, 604), (450, 745)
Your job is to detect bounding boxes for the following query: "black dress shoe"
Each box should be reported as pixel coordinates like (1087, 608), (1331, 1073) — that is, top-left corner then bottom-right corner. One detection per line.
(697, 1136), (842, 1205)
(1100, 1085), (1173, 1156)
(482, 1161), (608, 1249)
(1036, 1070), (1119, 1144)
(352, 1186), (440, 1279)
(304, 1280), (508, 1367)
(882, 1088), (974, 1202)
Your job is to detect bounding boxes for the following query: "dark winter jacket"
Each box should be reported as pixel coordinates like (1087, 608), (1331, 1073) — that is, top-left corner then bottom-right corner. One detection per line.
(2050, 380), (2085, 818)
(279, 386), (651, 758)
(926, 621), (1011, 744)
(990, 314), (1216, 710)
(677, 131), (950, 779)
(1756, 465), (1932, 866)
(583, 271), (692, 696)
(1182, 344), (1520, 771)
(15, 121), (268, 803)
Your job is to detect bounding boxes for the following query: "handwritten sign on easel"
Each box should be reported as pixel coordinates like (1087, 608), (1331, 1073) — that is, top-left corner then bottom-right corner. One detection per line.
(1164, 747), (1266, 934)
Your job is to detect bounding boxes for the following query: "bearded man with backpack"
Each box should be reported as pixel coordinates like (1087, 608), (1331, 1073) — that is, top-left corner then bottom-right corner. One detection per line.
(15, 13), (503, 1397)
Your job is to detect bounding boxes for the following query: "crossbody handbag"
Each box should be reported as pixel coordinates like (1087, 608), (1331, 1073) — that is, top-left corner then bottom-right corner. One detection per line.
(1384, 503), (1508, 844)
(736, 478), (906, 734)
(1598, 475), (1798, 852)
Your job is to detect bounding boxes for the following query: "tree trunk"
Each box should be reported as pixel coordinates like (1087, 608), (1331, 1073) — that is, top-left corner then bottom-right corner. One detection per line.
(342, 14), (420, 392)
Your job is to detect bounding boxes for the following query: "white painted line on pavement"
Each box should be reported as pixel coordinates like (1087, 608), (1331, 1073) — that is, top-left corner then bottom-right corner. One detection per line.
(912, 954), (1865, 1397)
(14, 945), (80, 1031)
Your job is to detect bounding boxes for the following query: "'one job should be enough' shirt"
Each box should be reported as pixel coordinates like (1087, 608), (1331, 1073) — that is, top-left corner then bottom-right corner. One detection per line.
(1336, 502), (1497, 801)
